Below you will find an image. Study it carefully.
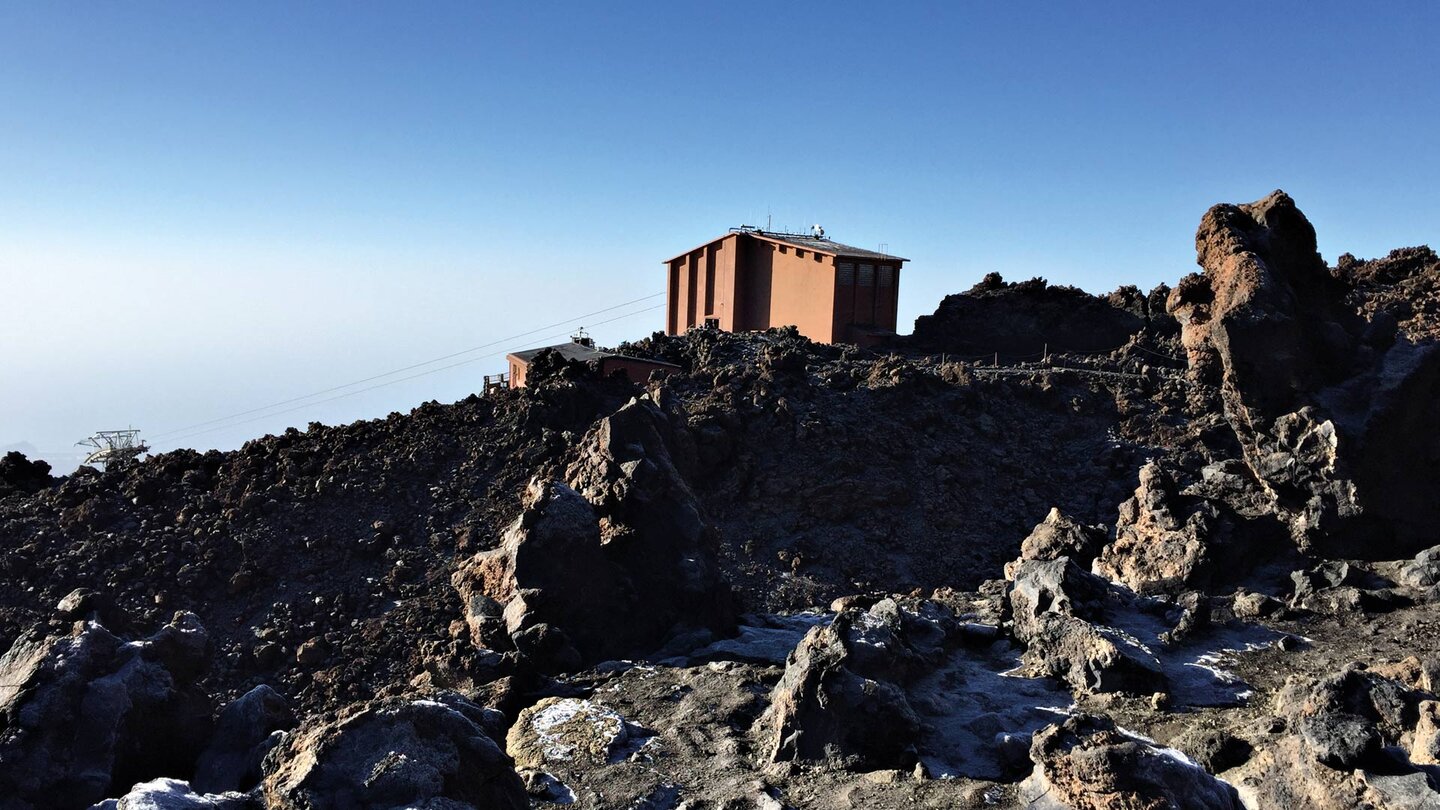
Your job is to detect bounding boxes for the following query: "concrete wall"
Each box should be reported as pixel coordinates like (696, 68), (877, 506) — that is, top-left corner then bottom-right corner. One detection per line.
(754, 240), (838, 342)
(668, 233), (741, 333)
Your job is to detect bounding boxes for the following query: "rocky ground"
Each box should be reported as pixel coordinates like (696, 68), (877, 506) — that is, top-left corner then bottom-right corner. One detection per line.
(2, 190), (1439, 808)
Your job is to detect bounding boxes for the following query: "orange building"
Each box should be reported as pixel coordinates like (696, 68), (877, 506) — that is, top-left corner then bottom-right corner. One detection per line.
(505, 334), (678, 389)
(664, 226), (906, 345)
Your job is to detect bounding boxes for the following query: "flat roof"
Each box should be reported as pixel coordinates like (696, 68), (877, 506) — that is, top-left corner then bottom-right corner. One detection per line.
(664, 229), (907, 264)
(749, 231), (908, 262)
(507, 341), (679, 367)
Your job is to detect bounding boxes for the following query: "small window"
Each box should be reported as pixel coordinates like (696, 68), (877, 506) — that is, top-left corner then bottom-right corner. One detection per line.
(858, 264), (875, 286)
(878, 265), (894, 287)
(703, 317), (719, 329)
(796, 249), (806, 259)
(837, 263), (855, 285)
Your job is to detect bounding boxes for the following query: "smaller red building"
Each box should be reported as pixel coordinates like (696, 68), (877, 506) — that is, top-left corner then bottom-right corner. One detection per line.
(505, 335), (678, 389)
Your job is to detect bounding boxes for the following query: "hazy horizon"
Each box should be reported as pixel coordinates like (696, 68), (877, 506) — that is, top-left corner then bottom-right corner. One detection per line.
(4, 2), (1436, 468)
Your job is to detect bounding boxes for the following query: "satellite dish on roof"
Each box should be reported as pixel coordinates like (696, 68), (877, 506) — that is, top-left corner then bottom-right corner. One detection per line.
(811, 224), (825, 239)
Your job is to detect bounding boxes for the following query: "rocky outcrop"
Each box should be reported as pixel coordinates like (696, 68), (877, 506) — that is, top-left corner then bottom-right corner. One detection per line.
(1169, 190), (1348, 420)
(1094, 462), (1213, 594)
(1338, 245), (1440, 341)
(562, 396), (737, 654)
(1019, 714), (1241, 809)
(0, 613), (213, 809)
(0, 451), (53, 499)
(910, 273), (1150, 358)
(452, 397), (734, 670)
(1094, 461), (1283, 595)
(1169, 190), (1440, 558)
(261, 694), (527, 809)
(755, 612), (921, 771)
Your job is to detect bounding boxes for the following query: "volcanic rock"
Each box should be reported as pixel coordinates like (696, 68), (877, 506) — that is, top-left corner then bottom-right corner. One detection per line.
(92, 778), (253, 809)
(1169, 189), (1347, 418)
(1019, 714), (1241, 809)
(452, 397), (734, 669)
(1094, 462), (1214, 594)
(192, 685), (295, 794)
(1013, 507), (1108, 571)
(755, 612), (921, 771)
(1006, 558), (1165, 694)
(1411, 700), (1440, 766)
(0, 451), (53, 499)
(1395, 545), (1440, 589)
(506, 697), (632, 769)
(0, 613), (213, 808)
(1170, 190), (1440, 558)
(260, 694), (527, 809)
(1270, 664), (1430, 774)
(910, 273), (1148, 358)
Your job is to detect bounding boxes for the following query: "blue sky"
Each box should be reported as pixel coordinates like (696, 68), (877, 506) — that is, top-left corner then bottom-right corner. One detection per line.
(2, 2), (1436, 465)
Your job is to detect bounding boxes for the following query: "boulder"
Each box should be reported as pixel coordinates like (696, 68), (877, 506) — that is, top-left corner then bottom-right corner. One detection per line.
(1395, 545), (1440, 588)
(1094, 463), (1212, 594)
(1006, 558), (1165, 695)
(754, 613), (920, 771)
(841, 597), (950, 682)
(1234, 729), (1440, 809)
(561, 396), (736, 644)
(1297, 711), (1383, 770)
(261, 694), (527, 810)
(1019, 714), (1241, 809)
(1359, 771), (1440, 810)
(506, 697), (632, 769)
(192, 685), (295, 794)
(1231, 590), (1286, 620)
(0, 614), (213, 808)
(1274, 665), (1424, 770)
(452, 397), (734, 669)
(1230, 735), (1385, 809)
(1094, 461), (1281, 594)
